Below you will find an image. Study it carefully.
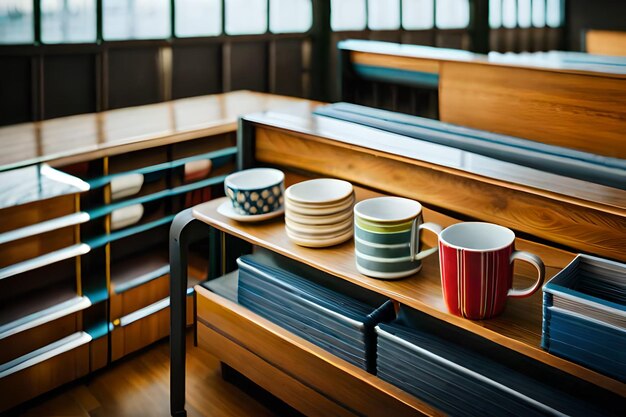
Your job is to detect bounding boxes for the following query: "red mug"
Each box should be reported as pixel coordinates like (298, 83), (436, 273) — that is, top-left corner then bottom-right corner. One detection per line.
(438, 222), (545, 320)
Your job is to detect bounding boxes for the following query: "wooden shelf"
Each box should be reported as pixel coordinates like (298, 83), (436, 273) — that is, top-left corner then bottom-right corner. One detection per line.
(0, 284), (85, 336)
(192, 190), (625, 397)
(196, 285), (443, 417)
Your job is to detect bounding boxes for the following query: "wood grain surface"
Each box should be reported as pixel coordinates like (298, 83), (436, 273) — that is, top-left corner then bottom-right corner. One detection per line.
(192, 190), (625, 396)
(198, 324), (360, 417)
(110, 295), (193, 361)
(351, 51), (440, 74)
(14, 332), (274, 417)
(0, 194), (76, 233)
(0, 342), (90, 412)
(253, 126), (626, 262)
(0, 91), (321, 171)
(439, 61), (626, 158)
(197, 286), (439, 416)
(586, 30), (626, 57)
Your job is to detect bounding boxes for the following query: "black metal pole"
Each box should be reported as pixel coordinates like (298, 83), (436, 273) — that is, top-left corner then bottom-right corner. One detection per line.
(169, 209), (208, 417)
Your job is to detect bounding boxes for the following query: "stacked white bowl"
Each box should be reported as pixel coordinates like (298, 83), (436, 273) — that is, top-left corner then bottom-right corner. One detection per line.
(284, 179), (355, 248)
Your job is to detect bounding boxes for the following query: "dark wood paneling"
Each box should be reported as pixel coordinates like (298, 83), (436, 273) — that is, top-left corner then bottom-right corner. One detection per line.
(0, 56), (32, 125)
(567, 0), (626, 51)
(273, 39), (303, 97)
(108, 47), (160, 109)
(172, 45), (222, 99)
(229, 42), (268, 92)
(43, 54), (96, 119)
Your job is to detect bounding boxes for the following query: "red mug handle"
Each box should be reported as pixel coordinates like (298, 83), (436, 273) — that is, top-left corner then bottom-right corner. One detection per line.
(507, 251), (546, 298)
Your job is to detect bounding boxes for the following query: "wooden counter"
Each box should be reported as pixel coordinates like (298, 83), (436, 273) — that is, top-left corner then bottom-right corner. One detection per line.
(0, 91), (320, 171)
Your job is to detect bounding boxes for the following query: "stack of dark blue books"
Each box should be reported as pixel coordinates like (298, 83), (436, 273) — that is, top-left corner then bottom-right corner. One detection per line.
(237, 250), (394, 372)
(542, 254), (625, 382)
(376, 307), (622, 417)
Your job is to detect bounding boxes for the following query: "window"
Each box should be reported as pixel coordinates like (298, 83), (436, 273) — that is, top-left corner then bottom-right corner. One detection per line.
(175, 0), (221, 37)
(546, 0), (562, 28)
(225, 0), (267, 35)
(532, 0), (546, 27)
(0, 0), (33, 44)
(331, 0), (366, 31)
(270, 0), (312, 33)
(502, 0), (516, 28)
(368, 0), (400, 30)
(435, 0), (469, 29)
(103, 0), (171, 40)
(41, 0), (97, 44)
(517, 0), (531, 28)
(402, 0), (434, 30)
(489, 0), (502, 28)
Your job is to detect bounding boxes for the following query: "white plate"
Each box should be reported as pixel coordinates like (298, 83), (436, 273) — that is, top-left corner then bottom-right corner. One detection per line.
(285, 205), (354, 225)
(217, 200), (284, 222)
(285, 179), (353, 205)
(286, 227), (353, 248)
(285, 195), (355, 216)
(285, 216), (353, 235)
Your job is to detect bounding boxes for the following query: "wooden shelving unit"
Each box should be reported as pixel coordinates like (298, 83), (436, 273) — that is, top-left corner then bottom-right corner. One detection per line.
(193, 187), (625, 398)
(0, 91), (321, 412)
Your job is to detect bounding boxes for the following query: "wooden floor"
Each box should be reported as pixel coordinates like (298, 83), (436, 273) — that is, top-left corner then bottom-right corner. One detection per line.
(8, 333), (275, 417)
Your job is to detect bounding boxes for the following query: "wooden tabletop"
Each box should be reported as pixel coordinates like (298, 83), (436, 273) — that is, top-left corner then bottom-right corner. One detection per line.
(0, 91), (320, 171)
(191, 177), (625, 397)
(340, 39), (626, 78)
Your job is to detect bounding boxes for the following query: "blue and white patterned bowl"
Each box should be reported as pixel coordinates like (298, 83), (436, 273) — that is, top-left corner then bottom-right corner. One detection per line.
(225, 168), (285, 216)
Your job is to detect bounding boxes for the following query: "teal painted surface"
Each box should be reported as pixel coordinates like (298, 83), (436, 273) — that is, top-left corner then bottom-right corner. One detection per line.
(85, 320), (109, 340)
(87, 147), (236, 189)
(86, 215), (176, 249)
(353, 64), (439, 88)
(86, 174), (229, 219)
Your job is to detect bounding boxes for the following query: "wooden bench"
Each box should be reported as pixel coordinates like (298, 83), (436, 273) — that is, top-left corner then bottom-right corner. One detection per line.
(0, 91), (319, 412)
(340, 40), (626, 158)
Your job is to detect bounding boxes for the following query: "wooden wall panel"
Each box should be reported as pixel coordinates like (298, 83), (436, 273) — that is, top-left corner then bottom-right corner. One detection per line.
(439, 61), (626, 158)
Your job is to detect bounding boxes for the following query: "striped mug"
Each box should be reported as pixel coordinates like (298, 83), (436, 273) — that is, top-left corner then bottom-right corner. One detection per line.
(354, 197), (442, 279)
(438, 222), (545, 320)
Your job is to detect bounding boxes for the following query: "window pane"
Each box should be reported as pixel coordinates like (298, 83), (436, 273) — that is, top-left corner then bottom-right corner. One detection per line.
(502, 0), (516, 28)
(546, 0), (562, 27)
(368, 0), (400, 30)
(42, 0), (96, 43)
(225, 0), (267, 35)
(270, 0), (312, 33)
(175, 0), (221, 37)
(402, 0), (433, 30)
(331, 0), (366, 31)
(103, 0), (171, 40)
(517, 0), (531, 28)
(489, 0), (501, 29)
(435, 0), (469, 29)
(532, 0), (546, 27)
(0, 0), (33, 44)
